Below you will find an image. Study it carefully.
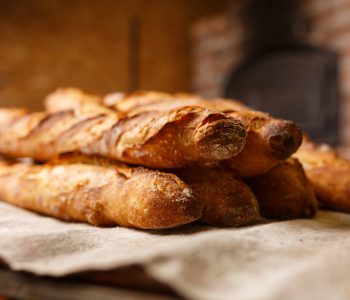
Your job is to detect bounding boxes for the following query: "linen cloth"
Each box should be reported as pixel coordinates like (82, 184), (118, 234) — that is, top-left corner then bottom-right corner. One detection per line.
(1, 201), (350, 300)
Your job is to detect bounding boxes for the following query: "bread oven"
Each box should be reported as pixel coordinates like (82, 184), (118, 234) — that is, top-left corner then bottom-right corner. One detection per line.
(224, 0), (339, 145)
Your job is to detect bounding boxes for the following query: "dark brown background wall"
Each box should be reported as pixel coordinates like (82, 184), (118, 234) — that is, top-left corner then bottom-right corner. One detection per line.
(0, 0), (229, 110)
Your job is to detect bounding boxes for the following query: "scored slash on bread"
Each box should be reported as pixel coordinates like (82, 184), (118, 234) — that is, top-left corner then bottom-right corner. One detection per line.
(101, 90), (303, 177)
(0, 87), (319, 229)
(45, 89), (261, 226)
(0, 93), (247, 168)
(46, 88), (302, 177)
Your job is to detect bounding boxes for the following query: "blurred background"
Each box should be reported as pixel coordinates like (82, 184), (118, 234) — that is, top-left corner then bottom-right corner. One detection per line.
(0, 0), (347, 148)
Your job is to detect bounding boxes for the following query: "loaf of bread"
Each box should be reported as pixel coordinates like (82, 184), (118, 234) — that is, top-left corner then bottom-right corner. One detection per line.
(0, 93), (246, 168)
(0, 107), (29, 124)
(173, 165), (260, 226)
(0, 153), (261, 228)
(294, 141), (350, 213)
(86, 89), (302, 177)
(246, 158), (317, 219)
(0, 154), (203, 229)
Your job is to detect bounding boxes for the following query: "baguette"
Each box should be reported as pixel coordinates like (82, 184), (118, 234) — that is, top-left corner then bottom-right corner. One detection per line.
(95, 90), (303, 177)
(0, 154), (203, 229)
(173, 166), (260, 226)
(0, 107), (29, 124)
(59, 155), (260, 227)
(293, 141), (350, 213)
(0, 93), (246, 168)
(246, 158), (317, 219)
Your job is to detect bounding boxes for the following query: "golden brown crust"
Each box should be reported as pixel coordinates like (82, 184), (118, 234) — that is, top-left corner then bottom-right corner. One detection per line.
(102, 91), (244, 115)
(97, 90), (302, 177)
(0, 107), (29, 124)
(0, 154), (203, 229)
(226, 112), (302, 177)
(246, 158), (317, 219)
(173, 165), (260, 226)
(56, 155), (259, 227)
(0, 90), (246, 168)
(293, 142), (350, 212)
(45, 87), (113, 115)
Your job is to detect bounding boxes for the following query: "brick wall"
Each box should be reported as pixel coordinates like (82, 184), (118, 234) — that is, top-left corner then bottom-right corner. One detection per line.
(303, 0), (350, 149)
(191, 0), (350, 147)
(191, 13), (243, 98)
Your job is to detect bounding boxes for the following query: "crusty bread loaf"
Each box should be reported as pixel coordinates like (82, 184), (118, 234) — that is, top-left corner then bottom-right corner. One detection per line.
(45, 87), (112, 115)
(225, 110), (302, 177)
(0, 154), (203, 229)
(294, 141), (350, 213)
(0, 91), (246, 168)
(246, 158), (317, 219)
(173, 165), (260, 226)
(0, 107), (29, 124)
(0, 154), (260, 228)
(85, 89), (302, 177)
(102, 91), (241, 113)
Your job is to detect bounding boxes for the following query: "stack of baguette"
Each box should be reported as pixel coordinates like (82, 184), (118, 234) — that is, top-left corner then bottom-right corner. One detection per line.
(0, 87), (347, 229)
